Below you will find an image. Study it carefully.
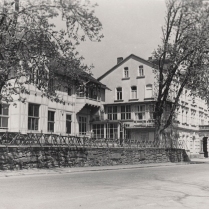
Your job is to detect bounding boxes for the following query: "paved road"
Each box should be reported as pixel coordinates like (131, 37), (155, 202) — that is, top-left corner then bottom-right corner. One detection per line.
(1, 163), (209, 209)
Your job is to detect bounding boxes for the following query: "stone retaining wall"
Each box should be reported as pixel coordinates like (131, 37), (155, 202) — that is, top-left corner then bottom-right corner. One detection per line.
(0, 146), (190, 170)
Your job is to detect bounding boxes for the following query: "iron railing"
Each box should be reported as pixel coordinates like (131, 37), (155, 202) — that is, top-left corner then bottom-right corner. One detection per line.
(0, 132), (187, 149)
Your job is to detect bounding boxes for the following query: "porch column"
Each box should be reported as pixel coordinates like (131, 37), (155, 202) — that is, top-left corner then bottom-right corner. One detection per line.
(104, 123), (107, 138)
(117, 123), (120, 139)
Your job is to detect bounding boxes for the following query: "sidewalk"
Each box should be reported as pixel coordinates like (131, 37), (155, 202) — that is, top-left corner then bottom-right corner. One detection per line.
(0, 161), (190, 178)
(1, 158), (208, 178)
(190, 157), (209, 163)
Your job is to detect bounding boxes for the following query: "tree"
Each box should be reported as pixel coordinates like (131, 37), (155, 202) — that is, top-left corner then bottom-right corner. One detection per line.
(153, 0), (209, 142)
(0, 0), (103, 104)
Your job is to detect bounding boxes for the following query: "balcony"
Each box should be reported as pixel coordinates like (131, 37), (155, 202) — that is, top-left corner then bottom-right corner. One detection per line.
(199, 125), (209, 131)
(76, 95), (101, 104)
(76, 95), (101, 114)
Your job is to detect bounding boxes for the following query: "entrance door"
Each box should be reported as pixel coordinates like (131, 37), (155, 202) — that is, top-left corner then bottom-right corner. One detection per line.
(203, 137), (208, 158)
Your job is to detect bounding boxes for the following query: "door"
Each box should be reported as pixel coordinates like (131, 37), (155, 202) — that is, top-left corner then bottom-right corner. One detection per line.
(203, 137), (208, 158)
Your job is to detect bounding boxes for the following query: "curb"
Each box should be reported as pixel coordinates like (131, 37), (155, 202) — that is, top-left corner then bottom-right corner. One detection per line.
(0, 162), (190, 178)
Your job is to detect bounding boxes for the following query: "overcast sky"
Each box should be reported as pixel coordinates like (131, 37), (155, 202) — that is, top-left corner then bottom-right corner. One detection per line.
(77, 0), (166, 78)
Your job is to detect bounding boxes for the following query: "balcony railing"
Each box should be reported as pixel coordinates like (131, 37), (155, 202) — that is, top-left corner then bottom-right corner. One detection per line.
(76, 92), (101, 102)
(76, 95), (101, 102)
(199, 125), (209, 130)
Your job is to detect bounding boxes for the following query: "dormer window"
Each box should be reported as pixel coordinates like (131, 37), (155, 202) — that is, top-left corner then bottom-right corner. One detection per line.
(124, 67), (129, 78)
(139, 65), (144, 76)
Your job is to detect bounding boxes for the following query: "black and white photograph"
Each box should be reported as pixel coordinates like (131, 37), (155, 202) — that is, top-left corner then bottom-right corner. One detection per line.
(0, 0), (209, 208)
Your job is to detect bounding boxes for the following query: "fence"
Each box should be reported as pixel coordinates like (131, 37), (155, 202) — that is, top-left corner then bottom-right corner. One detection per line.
(0, 132), (187, 149)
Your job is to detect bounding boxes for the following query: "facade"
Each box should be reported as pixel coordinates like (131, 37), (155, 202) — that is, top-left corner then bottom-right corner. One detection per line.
(97, 54), (209, 158)
(1, 53), (209, 158)
(0, 74), (106, 137)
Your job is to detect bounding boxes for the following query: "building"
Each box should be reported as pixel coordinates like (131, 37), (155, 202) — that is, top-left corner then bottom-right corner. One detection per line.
(97, 54), (209, 158)
(1, 53), (209, 158)
(0, 72), (107, 137)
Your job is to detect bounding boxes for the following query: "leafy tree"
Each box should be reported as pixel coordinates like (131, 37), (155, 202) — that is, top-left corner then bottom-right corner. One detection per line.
(153, 0), (209, 142)
(0, 0), (103, 103)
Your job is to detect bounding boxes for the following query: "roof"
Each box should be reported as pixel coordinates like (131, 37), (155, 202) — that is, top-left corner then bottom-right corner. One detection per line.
(85, 72), (110, 90)
(97, 54), (158, 81)
(47, 59), (109, 89)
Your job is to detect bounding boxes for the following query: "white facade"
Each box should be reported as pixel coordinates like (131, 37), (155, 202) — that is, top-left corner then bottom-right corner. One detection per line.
(97, 54), (209, 158)
(0, 78), (106, 136)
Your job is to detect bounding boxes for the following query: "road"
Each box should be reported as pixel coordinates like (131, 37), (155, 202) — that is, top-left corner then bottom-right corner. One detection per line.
(1, 163), (209, 209)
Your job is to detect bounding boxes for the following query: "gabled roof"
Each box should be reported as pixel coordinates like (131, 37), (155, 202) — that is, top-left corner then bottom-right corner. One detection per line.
(97, 54), (158, 81)
(47, 59), (108, 89)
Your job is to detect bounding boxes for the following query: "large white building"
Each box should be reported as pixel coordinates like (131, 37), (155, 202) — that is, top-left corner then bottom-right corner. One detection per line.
(0, 54), (209, 158)
(96, 54), (209, 158)
(0, 73), (107, 137)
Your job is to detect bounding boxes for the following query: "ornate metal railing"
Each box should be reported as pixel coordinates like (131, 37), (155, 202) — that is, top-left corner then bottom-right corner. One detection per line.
(199, 125), (209, 130)
(0, 132), (187, 149)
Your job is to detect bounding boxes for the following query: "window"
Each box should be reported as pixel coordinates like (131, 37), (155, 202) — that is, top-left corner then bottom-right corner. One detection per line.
(92, 124), (104, 138)
(48, 111), (55, 132)
(77, 85), (85, 97)
(106, 123), (118, 139)
(66, 114), (72, 134)
(29, 69), (41, 85)
(28, 104), (39, 130)
(199, 112), (204, 125)
(147, 105), (155, 120)
(145, 84), (153, 98)
(131, 86), (137, 99)
(191, 110), (196, 126)
(116, 87), (122, 100)
(0, 104), (9, 129)
(107, 106), (117, 120)
(121, 105), (131, 120)
(48, 78), (55, 93)
(79, 116), (87, 135)
(124, 124), (131, 139)
(139, 65), (144, 76)
(68, 87), (72, 96)
(124, 67), (129, 78)
(135, 105), (145, 120)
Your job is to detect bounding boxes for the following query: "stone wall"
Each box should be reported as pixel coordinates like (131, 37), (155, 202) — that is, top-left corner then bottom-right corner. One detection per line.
(0, 146), (190, 170)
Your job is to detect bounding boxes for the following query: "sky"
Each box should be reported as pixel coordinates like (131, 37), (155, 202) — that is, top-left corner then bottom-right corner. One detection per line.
(77, 0), (167, 78)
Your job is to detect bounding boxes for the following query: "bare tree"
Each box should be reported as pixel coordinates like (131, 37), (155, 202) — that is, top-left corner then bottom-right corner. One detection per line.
(153, 0), (209, 142)
(0, 0), (103, 104)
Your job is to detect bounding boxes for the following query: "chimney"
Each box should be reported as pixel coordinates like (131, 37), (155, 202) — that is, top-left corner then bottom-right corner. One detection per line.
(117, 57), (123, 64)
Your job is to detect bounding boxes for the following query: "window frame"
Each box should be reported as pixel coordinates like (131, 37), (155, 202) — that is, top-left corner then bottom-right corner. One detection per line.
(66, 114), (72, 134)
(121, 105), (131, 120)
(116, 87), (122, 100)
(107, 106), (117, 120)
(147, 104), (155, 120)
(0, 104), (9, 129)
(124, 67), (129, 78)
(139, 65), (144, 76)
(79, 116), (87, 135)
(106, 123), (118, 139)
(67, 87), (72, 96)
(135, 105), (146, 120)
(48, 110), (55, 132)
(92, 124), (104, 139)
(145, 84), (153, 98)
(131, 86), (137, 99)
(28, 103), (40, 131)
